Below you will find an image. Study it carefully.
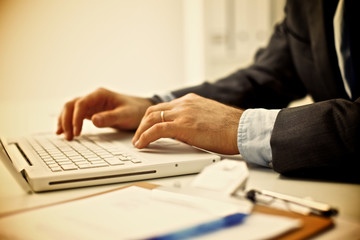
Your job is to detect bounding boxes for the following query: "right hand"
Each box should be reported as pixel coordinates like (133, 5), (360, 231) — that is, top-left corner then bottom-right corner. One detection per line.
(56, 88), (153, 140)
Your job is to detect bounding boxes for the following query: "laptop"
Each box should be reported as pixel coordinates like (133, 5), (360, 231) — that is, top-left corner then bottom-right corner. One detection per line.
(0, 131), (220, 192)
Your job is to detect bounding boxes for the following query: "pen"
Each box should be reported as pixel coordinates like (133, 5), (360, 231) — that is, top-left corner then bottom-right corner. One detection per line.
(246, 189), (338, 217)
(145, 212), (247, 240)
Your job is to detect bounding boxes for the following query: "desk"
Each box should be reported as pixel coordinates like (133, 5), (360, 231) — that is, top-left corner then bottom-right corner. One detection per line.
(1, 100), (359, 239)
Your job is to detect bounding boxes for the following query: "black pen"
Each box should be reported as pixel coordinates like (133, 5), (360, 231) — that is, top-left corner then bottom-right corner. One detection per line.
(246, 189), (338, 217)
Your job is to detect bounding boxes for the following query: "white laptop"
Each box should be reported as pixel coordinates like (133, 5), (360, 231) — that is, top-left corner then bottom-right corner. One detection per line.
(0, 131), (220, 192)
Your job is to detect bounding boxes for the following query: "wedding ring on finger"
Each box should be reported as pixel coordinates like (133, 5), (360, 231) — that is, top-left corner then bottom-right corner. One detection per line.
(160, 111), (165, 122)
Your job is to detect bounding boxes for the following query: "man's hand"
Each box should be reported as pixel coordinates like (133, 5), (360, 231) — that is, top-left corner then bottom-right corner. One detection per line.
(56, 88), (153, 140)
(132, 93), (244, 155)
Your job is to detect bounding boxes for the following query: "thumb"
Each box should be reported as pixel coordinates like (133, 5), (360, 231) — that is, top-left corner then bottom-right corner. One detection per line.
(91, 109), (122, 128)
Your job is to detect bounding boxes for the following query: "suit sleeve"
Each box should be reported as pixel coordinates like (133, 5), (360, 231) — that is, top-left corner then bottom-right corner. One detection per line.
(171, 19), (307, 109)
(271, 98), (360, 181)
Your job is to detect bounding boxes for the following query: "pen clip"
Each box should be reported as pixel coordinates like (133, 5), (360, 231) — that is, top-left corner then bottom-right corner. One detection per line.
(246, 189), (338, 217)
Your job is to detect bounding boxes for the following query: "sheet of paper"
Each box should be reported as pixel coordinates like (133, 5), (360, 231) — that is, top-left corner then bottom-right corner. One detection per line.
(0, 186), (301, 240)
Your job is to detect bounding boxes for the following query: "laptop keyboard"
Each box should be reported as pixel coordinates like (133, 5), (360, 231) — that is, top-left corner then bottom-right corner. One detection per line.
(27, 136), (142, 172)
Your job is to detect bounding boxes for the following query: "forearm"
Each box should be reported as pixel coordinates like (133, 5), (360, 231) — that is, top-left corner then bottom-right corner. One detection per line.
(171, 21), (307, 109)
(271, 98), (360, 180)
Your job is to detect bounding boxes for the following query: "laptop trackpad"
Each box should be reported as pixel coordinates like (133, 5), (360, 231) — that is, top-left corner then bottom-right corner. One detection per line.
(138, 139), (204, 155)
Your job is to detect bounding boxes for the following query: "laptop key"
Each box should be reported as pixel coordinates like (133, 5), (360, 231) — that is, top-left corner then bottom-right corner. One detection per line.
(131, 159), (142, 163)
(50, 166), (62, 172)
(104, 157), (125, 165)
(29, 135), (140, 172)
(60, 164), (78, 170)
(90, 162), (109, 167)
(77, 163), (108, 169)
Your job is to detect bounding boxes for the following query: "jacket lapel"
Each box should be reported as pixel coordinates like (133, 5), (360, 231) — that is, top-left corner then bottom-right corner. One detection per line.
(307, 0), (348, 99)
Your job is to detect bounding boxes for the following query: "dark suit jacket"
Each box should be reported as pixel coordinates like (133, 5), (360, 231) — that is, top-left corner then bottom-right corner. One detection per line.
(170, 0), (360, 181)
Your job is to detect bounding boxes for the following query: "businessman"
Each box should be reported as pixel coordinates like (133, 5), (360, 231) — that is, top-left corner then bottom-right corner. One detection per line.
(57, 0), (359, 181)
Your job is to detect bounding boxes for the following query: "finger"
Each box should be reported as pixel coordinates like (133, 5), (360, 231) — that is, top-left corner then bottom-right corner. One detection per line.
(134, 122), (177, 149)
(91, 109), (122, 128)
(61, 101), (75, 140)
(56, 114), (64, 135)
(132, 103), (173, 144)
(72, 89), (112, 136)
(144, 101), (173, 114)
(132, 110), (175, 144)
(72, 98), (87, 136)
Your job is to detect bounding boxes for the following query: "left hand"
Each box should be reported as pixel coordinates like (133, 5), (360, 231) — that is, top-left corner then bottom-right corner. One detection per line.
(132, 93), (244, 155)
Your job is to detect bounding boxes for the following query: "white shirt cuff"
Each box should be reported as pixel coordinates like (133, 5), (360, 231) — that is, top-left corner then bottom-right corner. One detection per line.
(238, 108), (280, 167)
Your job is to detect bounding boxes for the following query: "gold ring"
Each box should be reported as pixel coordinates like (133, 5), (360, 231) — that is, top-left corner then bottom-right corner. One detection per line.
(160, 111), (165, 122)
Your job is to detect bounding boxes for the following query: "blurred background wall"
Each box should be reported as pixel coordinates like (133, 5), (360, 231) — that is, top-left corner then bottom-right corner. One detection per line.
(0, 0), (186, 103)
(0, 0), (285, 102)
(0, 0), (285, 134)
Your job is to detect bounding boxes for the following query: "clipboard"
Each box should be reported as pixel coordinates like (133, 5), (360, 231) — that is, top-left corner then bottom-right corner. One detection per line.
(76, 182), (334, 239)
(0, 182), (334, 239)
(130, 183), (334, 240)
(136, 182), (334, 240)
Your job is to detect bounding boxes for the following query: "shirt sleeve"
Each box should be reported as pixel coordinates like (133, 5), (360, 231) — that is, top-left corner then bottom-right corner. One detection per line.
(152, 93), (176, 103)
(238, 108), (280, 167)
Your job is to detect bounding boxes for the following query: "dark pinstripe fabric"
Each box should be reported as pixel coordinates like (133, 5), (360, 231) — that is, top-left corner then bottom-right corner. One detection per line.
(170, 0), (359, 181)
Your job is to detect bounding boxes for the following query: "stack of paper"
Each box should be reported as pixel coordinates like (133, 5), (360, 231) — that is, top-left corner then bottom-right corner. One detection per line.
(0, 186), (301, 239)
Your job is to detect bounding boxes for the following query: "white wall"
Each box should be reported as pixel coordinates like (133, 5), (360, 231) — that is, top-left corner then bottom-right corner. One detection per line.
(183, 0), (205, 85)
(0, 0), (288, 136)
(0, 0), (286, 103)
(0, 0), (185, 104)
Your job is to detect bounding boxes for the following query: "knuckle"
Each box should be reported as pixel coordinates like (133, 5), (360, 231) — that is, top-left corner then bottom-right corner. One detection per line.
(147, 112), (158, 122)
(96, 87), (107, 93)
(184, 93), (198, 100)
(186, 93), (197, 97)
(155, 122), (169, 132)
(146, 105), (156, 115)
(75, 98), (86, 109)
(179, 93), (200, 105)
(152, 124), (162, 132)
(64, 100), (74, 109)
(180, 115), (193, 125)
(139, 131), (151, 143)
(64, 97), (81, 109)
(181, 105), (193, 113)
(94, 87), (109, 98)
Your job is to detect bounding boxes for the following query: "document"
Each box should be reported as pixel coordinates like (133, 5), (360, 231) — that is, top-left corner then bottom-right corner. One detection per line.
(0, 186), (301, 240)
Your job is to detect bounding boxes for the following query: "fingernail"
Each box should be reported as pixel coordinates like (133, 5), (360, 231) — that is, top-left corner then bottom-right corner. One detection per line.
(134, 140), (140, 148)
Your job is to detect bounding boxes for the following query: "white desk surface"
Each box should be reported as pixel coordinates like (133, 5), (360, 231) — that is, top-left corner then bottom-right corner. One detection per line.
(1, 100), (359, 239)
